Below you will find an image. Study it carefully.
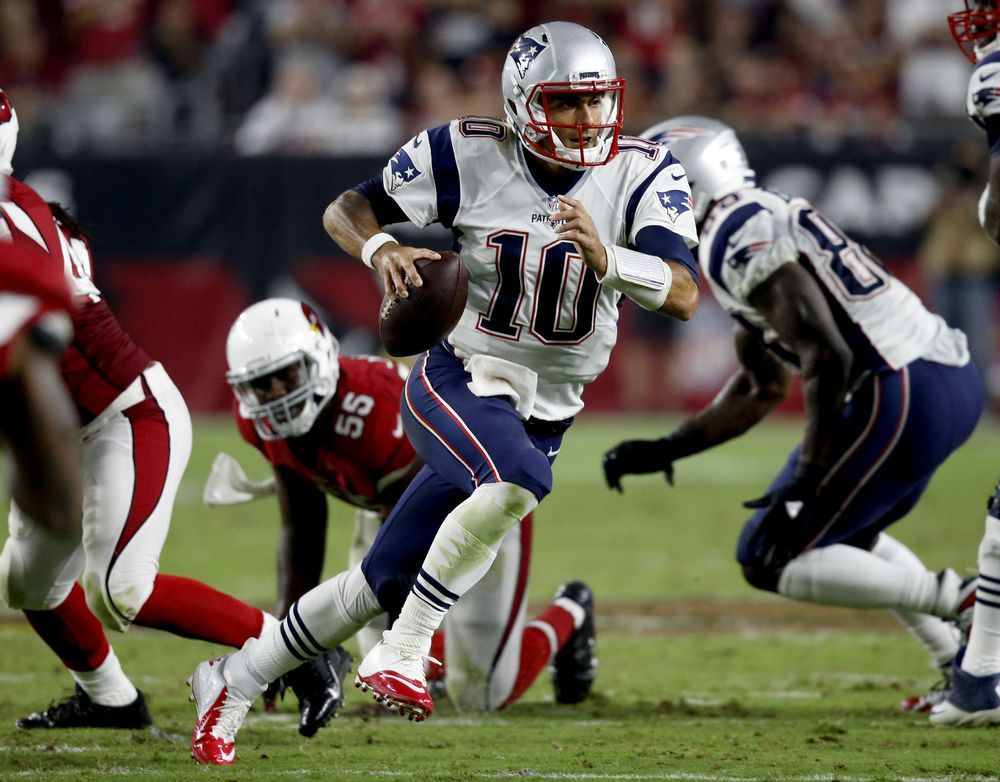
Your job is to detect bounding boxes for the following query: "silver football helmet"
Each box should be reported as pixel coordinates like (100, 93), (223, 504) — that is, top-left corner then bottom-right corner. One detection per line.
(0, 89), (19, 176)
(641, 116), (756, 223)
(502, 21), (625, 169)
(226, 298), (339, 441)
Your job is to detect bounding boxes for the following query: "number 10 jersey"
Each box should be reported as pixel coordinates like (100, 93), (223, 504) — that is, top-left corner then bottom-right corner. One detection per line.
(378, 118), (699, 421)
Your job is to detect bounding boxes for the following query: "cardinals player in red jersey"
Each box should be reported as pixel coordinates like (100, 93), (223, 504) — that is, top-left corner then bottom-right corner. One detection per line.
(0, 89), (81, 544)
(0, 91), (297, 729)
(0, 197), (290, 730)
(192, 298), (592, 762)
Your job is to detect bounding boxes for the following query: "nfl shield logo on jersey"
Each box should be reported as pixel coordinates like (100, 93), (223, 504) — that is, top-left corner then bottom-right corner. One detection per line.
(509, 35), (547, 79)
(656, 190), (693, 223)
(389, 148), (424, 192)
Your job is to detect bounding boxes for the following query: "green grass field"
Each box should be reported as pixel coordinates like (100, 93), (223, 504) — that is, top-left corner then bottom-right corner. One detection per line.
(1, 413), (999, 781)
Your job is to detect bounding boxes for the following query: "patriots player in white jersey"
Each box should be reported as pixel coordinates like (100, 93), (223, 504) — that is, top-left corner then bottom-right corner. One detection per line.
(187, 21), (699, 763)
(603, 116), (985, 711)
(914, 0), (1000, 727)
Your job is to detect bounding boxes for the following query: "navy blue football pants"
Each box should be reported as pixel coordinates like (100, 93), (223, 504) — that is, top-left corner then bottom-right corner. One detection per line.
(737, 359), (984, 571)
(362, 343), (570, 616)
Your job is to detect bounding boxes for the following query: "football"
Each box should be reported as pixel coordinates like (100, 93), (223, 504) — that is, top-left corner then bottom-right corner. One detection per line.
(379, 250), (468, 357)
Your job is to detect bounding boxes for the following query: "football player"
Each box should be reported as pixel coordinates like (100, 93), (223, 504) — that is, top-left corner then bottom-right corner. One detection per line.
(189, 21), (699, 764)
(917, 0), (1000, 726)
(196, 298), (597, 757)
(0, 92), (301, 730)
(0, 89), (81, 544)
(602, 115), (983, 713)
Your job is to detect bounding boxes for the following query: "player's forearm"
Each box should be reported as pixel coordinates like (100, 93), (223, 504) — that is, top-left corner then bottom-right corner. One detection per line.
(797, 346), (849, 469)
(274, 521), (326, 619)
(323, 189), (384, 259)
(669, 369), (784, 458)
(982, 158), (1000, 244)
(656, 262), (699, 321)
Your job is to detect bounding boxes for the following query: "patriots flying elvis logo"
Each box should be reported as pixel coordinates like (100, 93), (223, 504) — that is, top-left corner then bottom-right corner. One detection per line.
(656, 190), (693, 223)
(388, 147), (423, 192)
(728, 241), (772, 269)
(509, 35), (547, 79)
(974, 86), (1000, 109)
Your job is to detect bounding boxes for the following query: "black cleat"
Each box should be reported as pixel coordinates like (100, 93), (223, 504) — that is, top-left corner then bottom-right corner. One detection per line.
(16, 685), (152, 730)
(286, 646), (353, 737)
(551, 581), (597, 704)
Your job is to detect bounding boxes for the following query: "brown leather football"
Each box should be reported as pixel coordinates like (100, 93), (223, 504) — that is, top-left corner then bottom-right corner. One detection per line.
(379, 251), (468, 357)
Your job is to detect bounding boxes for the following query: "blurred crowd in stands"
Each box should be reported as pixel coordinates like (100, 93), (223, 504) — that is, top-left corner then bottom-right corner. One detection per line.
(0, 0), (976, 157)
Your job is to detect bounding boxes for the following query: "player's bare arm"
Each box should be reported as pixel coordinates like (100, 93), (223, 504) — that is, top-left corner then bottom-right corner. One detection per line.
(983, 154), (1000, 243)
(748, 264), (852, 471)
(273, 466), (329, 620)
(554, 194), (699, 321)
(323, 189), (439, 300)
(0, 339), (82, 539)
(603, 323), (788, 492)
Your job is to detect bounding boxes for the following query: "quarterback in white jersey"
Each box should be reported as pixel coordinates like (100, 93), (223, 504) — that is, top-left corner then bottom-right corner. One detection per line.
(187, 21), (699, 763)
(604, 116), (984, 708)
(377, 112), (698, 419)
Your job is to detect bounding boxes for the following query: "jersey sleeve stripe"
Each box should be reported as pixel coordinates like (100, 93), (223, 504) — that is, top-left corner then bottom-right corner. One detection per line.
(634, 225), (698, 283)
(707, 203), (765, 295)
(427, 124), (461, 229)
(624, 150), (678, 239)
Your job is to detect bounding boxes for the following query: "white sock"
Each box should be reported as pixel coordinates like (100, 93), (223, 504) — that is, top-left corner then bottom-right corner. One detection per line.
(225, 565), (381, 698)
(778, 543), (955, 615)
(871, 533), (960, 669)
(388, 482), (538, 657)
(70, 648), (138, 707)
(962, 516), (1000, 676)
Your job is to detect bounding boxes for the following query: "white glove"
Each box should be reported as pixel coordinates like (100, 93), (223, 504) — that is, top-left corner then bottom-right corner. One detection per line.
(203, 452), (276, 507)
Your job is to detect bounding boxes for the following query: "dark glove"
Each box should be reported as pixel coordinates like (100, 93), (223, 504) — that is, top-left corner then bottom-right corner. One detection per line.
(602, 437), (678, 493)
(742, 463), (826, 568)
(285, 646), (354, 738)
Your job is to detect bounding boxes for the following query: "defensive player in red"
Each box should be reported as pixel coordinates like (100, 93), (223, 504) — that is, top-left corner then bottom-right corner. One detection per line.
(190, 298), (594, 763)
(0, 90), (297, 729)
(0, 89), (81, 545)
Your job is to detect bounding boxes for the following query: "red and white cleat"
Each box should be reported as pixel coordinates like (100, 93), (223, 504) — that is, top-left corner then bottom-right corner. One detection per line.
(354, 639), (436, 722)
(189, 657), (253, 766)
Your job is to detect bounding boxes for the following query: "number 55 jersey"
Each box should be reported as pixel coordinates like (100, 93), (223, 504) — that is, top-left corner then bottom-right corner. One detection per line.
(699, 187), (969, 373)
(377, 118), (699, 421)
(236, 356), (419, 514)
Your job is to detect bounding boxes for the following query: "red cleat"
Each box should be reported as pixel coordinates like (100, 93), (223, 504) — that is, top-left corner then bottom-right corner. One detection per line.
(189, 657), (253, 766)
(354, 639), (435, 721)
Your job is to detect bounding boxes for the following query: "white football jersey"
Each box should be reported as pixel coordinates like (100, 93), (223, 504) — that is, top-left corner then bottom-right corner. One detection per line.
(967, 51), (1000, 127)
(700, 188), (968, 372)
(55, 226), (101, 303)
(381, 118), (698, 420)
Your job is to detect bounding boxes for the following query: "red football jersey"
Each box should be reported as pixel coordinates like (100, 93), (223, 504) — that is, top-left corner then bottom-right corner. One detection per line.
(53, 221), (152, 423)
(237, 355), (419, 514)
(0, 177), (73, 377)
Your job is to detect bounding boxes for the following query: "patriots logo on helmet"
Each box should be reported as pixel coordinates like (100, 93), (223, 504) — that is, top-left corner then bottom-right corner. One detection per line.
(509, 35), (547, 80)
(388, 147), (423, 192)
(656, 190), (693, 223)
(974, 86), (1000, 108)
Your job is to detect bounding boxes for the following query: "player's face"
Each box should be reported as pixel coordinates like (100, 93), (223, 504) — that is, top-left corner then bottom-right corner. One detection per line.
(248, 363), (307, 420)
(543, 90), (608, 150)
